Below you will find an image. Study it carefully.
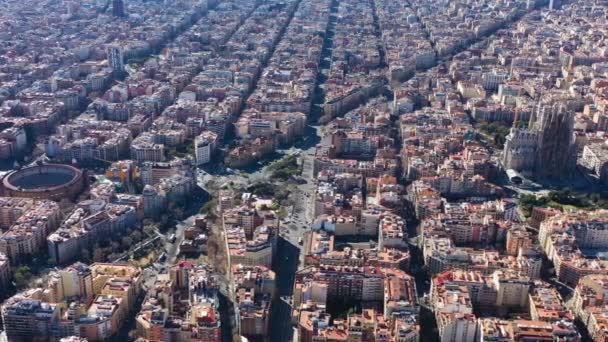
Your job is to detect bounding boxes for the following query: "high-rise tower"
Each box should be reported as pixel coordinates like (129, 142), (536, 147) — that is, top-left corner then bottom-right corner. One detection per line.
(107, 45), (125, 75)
(112, 0), (125, 17)
(549, 0), (560, 10)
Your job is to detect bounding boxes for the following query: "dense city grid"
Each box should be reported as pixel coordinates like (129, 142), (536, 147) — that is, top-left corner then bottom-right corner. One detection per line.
(0, 0), (607, 341)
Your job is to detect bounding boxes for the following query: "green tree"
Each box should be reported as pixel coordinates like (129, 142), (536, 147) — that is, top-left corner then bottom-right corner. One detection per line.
(200, 199), (218, 217)
(93, 245), (106, 262)
(110, 241), (121, 253)
(277, 207), (288, 220)
(275, 188), (291, 204)
(13, 266), (32, 289)
(131, 230), (143, 243)
(121, 236), (134, 250)
(478, 121), (511, 148)
(108, 253), (122, 262)
(519, 194), (549, 217)
(248, 182), (276, 196)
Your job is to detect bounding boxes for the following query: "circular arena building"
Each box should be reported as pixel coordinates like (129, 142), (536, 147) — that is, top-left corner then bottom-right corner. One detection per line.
(1, 164), (85, 201)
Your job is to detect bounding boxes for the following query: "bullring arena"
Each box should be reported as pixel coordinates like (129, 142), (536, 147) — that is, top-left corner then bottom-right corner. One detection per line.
(1, 164), (85, 201)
